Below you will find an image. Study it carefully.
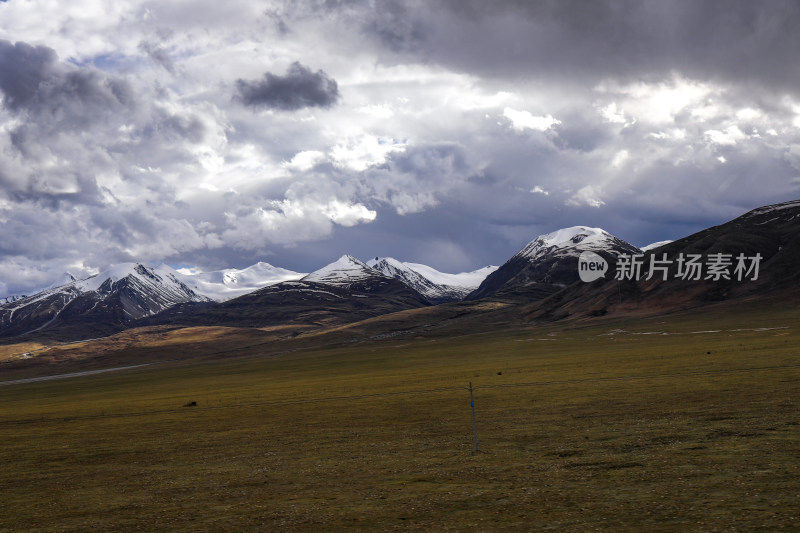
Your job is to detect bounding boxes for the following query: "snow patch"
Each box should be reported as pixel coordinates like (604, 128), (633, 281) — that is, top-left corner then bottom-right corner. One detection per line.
(743, 199), (800, 218)
(175, 262), (305, 301)
(641, 240), (673, 252)
(404, 263), (498, 289)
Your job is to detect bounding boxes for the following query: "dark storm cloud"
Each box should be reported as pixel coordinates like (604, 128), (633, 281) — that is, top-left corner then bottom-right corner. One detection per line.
(361, 0), (429, 53)
(0, 40), (57, 110)
(2, 0), (799, 297)
(235, 61), (339, 111)
(354, 0), (800, 94)
(0, 39), (134, 122)
(358, 142), (482, 215)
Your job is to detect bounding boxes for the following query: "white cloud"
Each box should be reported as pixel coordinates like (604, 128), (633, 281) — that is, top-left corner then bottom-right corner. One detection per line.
(389, 191), (439, 215)
(566, 186), (605, 208)
(704, 126), (746, 146)
(530, 185), (549, 195)
(611, 150), (629, 168)
(649, 128), (687, 141)
(736, 107), (762, 121)
(597, 77), (716, 125)
(502, 107), (561, 132)
(599, 102), (630, 124)
(450, 90), (515, 111)
(221, 196), (376, 250)
(321, 200), (376, 226)
(357, 104), (394, 119)
(283, 150), (326, 171)
(330, 135), (407, 171)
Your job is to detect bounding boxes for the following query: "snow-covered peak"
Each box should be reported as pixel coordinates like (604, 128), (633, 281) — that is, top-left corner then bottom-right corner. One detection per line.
(366, 256), (401, 269)
(368, 257), (498, 289)
(302, 255), (382, 286)
(404, 263), (498, 289)
(641, 240), (673, 252)
(516, 226), (628, 260)
(367, 257), (498, 302)
(369, 257), (429, 286)
(46, 272), (77, 289)
(175, 261), (306, 301)
(75, 263), (150, 292)
(0, 262), (210, 336)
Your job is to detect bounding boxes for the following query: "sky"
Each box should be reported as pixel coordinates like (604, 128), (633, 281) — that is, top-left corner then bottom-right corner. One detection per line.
(1, 0), (800, 297)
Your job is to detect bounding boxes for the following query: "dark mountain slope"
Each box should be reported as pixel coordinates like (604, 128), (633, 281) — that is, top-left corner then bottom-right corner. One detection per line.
(468, 226), (641, 301)
(525, 199), (800, 321)
(151, 256), (431, 329)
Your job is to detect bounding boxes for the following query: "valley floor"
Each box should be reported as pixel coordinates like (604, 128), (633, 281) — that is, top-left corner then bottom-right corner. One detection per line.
(1, 303), (799, 531)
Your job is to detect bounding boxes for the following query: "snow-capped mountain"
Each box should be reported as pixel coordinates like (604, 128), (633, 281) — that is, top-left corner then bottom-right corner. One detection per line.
(469, 226), (641, 300)
(367, 257), (497, 303)
(176, 262), (306, 301)
(0, 263), (210, 339)
(514, 226), (634, 260)
(530, 198), (800, 320)
(302, 255), (384, 287)
(1, 295), (27, 305)
(167, 255), (431, 329)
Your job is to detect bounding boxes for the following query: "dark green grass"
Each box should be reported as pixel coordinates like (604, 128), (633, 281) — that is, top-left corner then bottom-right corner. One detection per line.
(1, 304), (799, 531)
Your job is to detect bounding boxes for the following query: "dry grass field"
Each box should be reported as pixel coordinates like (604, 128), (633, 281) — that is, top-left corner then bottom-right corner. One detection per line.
(1, 301), (799, 531)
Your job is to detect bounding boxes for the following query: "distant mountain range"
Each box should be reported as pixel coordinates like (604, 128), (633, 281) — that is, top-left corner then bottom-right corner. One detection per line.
(2, 198), (799, 342)
(0, 254), (494, 340)
(0, 264), (210, 340)
(153, 255), (432, 330)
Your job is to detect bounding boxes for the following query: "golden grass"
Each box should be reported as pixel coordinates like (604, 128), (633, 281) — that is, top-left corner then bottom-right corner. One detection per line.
(1, 303), (799, 531)
(0, 341), (49, 362)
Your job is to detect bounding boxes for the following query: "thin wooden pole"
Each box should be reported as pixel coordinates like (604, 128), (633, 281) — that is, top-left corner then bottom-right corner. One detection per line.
(469, 382), (479, 452)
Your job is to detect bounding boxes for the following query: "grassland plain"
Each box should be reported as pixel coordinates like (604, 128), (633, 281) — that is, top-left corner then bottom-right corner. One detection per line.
(1, 302), (799, 531)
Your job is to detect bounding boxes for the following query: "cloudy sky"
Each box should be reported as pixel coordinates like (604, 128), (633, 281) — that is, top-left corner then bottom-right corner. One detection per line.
(1, 0), (799, 296)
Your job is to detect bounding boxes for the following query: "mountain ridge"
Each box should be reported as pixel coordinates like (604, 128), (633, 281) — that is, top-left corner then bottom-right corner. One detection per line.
(0, 263), (210, 340)
(468, 226), (641, 301)
(366, 257), (496, 303)
(3, 198), (799, 344)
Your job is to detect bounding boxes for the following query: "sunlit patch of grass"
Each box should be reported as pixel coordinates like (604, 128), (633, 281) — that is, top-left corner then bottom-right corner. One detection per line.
(0, 341), (49, 362)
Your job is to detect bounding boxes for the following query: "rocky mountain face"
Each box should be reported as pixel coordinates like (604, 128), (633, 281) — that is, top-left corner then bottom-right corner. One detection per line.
(0, 263), (210, 340)
(157, 255), (430, 329)
(1, 295), (27, 305)
(367, 257), (495, 303)
(527, 199), (800, 321)
(3, 199), (799, 343)
(468, 226), (641, 301)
